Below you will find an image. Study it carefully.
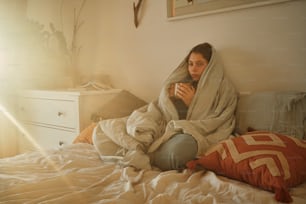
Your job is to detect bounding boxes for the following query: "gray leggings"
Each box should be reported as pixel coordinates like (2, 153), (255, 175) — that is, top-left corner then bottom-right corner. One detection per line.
(151, 133), (198, 171)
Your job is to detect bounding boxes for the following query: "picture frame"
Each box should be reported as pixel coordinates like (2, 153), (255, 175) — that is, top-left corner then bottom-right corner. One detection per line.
(167, 0), (294, 20)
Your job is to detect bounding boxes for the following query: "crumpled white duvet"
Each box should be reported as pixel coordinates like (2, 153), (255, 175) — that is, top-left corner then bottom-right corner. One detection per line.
(1, 144), (306, 204)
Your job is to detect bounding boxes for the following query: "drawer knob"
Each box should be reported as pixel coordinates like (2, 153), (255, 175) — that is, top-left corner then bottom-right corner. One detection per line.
(57, 112), (64, 117)
(59, 141), (64, 146)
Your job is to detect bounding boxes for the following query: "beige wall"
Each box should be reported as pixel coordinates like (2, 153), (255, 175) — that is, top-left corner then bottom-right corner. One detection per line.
(0, 0), (72, 97)
(25, 0), (306, 102)
(75, 0), (306, 102)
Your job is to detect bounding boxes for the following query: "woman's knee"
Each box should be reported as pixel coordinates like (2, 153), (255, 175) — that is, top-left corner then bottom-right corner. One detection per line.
(152, 133), (198, 171)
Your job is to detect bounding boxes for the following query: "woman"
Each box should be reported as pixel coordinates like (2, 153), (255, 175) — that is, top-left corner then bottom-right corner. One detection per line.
(93, 42), (237, 171)
(169, 42), (212, 119)
(149, 42), (237, 170)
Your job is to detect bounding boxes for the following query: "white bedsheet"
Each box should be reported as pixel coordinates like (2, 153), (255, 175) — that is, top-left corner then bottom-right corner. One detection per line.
(1, 144), (305, 204)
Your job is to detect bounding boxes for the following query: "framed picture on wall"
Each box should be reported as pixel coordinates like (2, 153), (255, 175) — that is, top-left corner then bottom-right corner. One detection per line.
(167, 0), (294, 20)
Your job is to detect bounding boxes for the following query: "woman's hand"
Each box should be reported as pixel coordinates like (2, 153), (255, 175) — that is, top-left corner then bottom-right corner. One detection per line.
(175, 83), (195, 106)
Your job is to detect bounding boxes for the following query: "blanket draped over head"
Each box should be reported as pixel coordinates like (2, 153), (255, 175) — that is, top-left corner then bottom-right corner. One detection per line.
(93, 46), (237, 170)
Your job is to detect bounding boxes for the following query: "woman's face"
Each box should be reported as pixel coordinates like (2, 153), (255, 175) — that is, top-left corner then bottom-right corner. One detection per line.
(187, 52), (208, 81)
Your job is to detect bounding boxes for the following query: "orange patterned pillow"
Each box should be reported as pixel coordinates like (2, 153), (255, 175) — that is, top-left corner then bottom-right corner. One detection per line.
(187, 131), (306, 203)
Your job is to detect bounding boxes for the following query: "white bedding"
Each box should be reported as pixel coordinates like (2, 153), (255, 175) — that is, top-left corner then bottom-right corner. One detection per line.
(1, 144), (306, 204)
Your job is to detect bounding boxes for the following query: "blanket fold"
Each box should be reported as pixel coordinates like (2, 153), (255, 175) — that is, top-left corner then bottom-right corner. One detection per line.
(126, 102), (164, 146)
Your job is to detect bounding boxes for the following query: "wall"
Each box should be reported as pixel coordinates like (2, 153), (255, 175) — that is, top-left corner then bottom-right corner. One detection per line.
(24, 0), (306, 102)
(26, 0), (89, 86)
(0, 0), (72, 94)
(75, 0), (306, 102)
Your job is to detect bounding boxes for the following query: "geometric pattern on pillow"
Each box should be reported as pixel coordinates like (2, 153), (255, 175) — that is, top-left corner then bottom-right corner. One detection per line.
(187, 131), (306, 203)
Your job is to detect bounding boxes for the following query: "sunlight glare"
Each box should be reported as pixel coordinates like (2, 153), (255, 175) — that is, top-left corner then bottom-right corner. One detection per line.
(0, 103), (59, 171)
(0, 103), (77, 188)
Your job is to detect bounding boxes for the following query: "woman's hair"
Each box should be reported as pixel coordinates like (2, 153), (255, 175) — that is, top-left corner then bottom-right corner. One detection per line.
(186, 42), (212, 62)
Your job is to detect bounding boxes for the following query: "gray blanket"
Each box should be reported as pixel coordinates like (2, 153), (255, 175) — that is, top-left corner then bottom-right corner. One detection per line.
(93, 47), (237, 169)
(235, 91), (306, 139)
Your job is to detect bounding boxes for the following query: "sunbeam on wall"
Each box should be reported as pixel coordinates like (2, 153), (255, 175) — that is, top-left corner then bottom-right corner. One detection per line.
(0, 0), (81, 156)
(0, 0), (73, 94)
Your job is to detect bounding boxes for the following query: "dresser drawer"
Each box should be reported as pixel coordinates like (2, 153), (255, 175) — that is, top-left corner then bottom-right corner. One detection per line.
(19, 124), (77, 152)
(19, 98), (78, 129)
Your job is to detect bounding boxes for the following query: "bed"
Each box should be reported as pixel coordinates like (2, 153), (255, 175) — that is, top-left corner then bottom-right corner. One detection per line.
(1, 91), (306, 204)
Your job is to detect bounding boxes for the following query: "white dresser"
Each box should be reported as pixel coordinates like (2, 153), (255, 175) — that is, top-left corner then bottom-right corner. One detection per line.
(17, 89), (122, 153)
